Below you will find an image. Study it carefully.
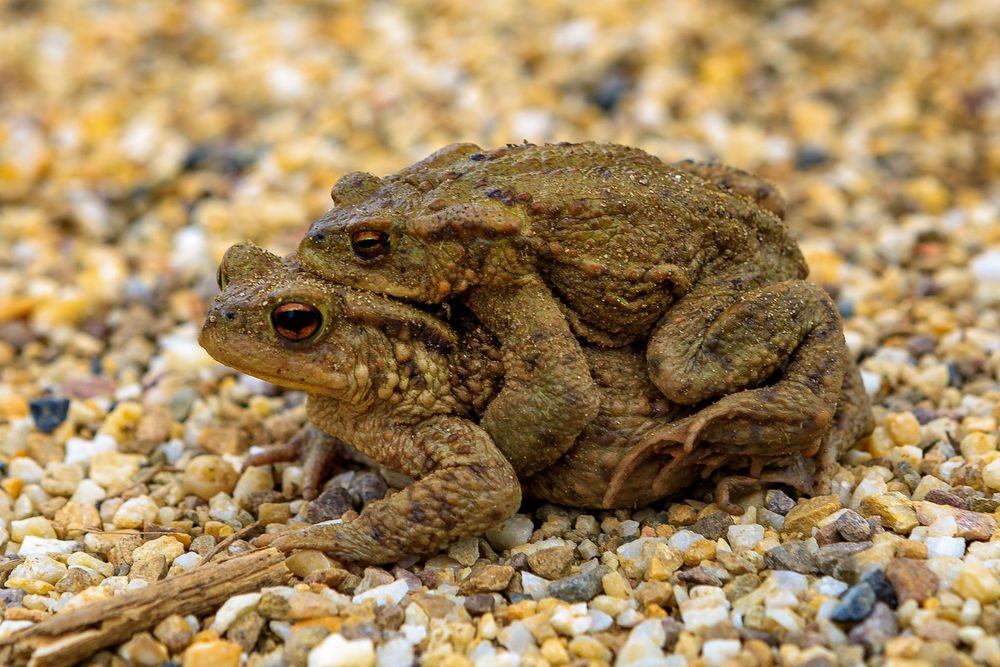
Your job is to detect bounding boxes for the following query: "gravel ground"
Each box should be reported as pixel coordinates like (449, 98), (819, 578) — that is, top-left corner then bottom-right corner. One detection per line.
(2, 1), (1000, 666)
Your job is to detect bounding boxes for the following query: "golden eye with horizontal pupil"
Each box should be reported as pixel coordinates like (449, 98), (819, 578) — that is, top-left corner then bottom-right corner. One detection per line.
(350, 230), (390, 259)
(272, 303), (322, 340)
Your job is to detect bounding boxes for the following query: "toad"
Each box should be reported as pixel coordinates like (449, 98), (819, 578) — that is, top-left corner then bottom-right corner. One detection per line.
(296, 142), (846, 487)
(199, 243), (872, 563)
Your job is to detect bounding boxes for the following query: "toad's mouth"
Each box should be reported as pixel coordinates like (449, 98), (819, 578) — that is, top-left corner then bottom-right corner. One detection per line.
(397, 297), (452, 320)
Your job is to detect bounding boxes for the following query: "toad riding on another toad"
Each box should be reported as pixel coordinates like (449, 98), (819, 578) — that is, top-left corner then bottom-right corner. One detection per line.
(199, 141), (873, 562)
(199, 242), (871, 564)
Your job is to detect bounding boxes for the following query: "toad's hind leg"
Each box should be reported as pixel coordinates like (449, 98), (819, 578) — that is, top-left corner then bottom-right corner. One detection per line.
(713, 355), (874, 512)
(647, 278), (846, 412)
(606, 282), (849, 508)
(813, 356), (875, 491)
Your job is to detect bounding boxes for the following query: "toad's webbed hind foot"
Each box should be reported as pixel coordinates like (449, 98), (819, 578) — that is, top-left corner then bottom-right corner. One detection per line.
(713, 457), (816, 515)
(244, 425), (344, 500)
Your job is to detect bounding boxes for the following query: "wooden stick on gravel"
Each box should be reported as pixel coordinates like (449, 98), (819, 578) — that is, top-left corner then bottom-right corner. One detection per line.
(0, 547), (291, 667)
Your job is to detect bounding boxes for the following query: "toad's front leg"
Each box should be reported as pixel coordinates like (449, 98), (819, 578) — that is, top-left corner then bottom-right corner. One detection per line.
(261, 416), (521, 564)
(466, 276), (599, 476)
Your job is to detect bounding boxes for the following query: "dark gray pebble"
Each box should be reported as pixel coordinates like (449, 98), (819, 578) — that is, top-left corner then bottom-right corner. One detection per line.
(832, 582), (876, 622)
(29, 397), (70, 433)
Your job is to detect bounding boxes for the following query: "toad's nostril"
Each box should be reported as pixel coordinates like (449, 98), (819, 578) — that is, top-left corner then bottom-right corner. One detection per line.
(311, 231), (326, 243)
(222, 311), (237, 322)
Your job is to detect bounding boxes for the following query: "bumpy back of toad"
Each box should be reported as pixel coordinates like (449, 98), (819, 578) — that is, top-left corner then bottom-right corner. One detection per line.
(299, 142), (807, 339)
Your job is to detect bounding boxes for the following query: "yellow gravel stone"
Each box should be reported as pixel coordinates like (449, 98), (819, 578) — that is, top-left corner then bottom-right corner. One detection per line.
(861, 493), (919, 533)
(568, 636), (613, 662)
(954, 560), (1000, 603)
(182, 639), (241, 667)
(601, 570), (632, 599)
(783, 495), (843, 536)
(541, 637), (570, 665)
(885, 412), (921, 447)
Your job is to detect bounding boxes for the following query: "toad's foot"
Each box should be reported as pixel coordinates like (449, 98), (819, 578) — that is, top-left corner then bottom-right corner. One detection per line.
(244, 425), (343, 500)
(258, 415), (522, 564)
(603, 379), (833, 509)
(712, 457), (816, 515)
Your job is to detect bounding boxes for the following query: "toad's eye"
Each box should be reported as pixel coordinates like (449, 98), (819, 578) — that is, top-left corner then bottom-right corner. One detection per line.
(272, 303), (321, 340)
(216, 265), (228, 290)
(350, 230), (390, 260)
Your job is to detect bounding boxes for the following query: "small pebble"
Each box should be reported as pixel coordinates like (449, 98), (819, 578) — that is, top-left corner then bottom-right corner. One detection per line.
(28, 398), (70, 433)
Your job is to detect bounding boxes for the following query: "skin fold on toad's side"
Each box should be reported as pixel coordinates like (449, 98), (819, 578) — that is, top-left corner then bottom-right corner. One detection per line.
(199, 243), (873, 564)
(294, 141), (863, 503)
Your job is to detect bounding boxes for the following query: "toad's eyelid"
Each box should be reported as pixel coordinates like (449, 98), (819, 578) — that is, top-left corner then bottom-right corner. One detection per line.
(347, 217), (393, 234)
(268, 287), (326, 308)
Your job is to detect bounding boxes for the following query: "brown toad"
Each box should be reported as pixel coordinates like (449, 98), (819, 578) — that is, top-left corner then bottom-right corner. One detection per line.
(297, 142), (846, 489)
(198, 243), (872, 563)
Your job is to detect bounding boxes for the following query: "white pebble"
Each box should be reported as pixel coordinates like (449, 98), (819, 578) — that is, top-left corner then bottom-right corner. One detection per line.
(971, 250), (1000, 283)
(769, 570), (809, 595)
(63, 434), (118, 465)
(680, 586), (730, 630)
(668, 529), (706, 551)
(616, 536), (665, 561)
(10, 555), (67, 583)
(375, 637), (414, 667)
(549, 603), (591, 636)
(308, 633), (375, 667)
(861, 370), (882, 396)
(972, 637), (1000, 665)
(8, 458), (44, 484)
(703, 639), (741, 666)
(619, 520), (640, 537)
(969, 541), (1000, 560)
(70, 479), (106, 505)
(484, 515), (535, 551)
(18, 536), (78, 557)
(497, 620), (536, 654)
(926, 536), (966, 558)
(589, 608), (613, 632)
(210, 592), (261, 634)
(616, 607), (645, 628)
(929, 515), (957, 537)
(982, 459), (1000, 490)
(766, 606), (803, 632)
(10, 517), (56, 542)
(112, 496), (158, 529)
(0, 620), (34, 641)
(208, 493), (239, 522)
(627, 618), (665, 645)
(400, 623), (426, 645)
(352, 579), (409, 606)
(520, 572), (550, 600)
(727, 524), (765, 552)
(815, 576), (849, 597)
(171, 552), (201, 571)
(850, 471), (888, 509)
(618, 633), (665, 665)
(159, 439), (186, 466)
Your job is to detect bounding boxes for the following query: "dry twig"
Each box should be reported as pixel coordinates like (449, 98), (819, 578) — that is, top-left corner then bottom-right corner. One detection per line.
(0, 547), (290, 667)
